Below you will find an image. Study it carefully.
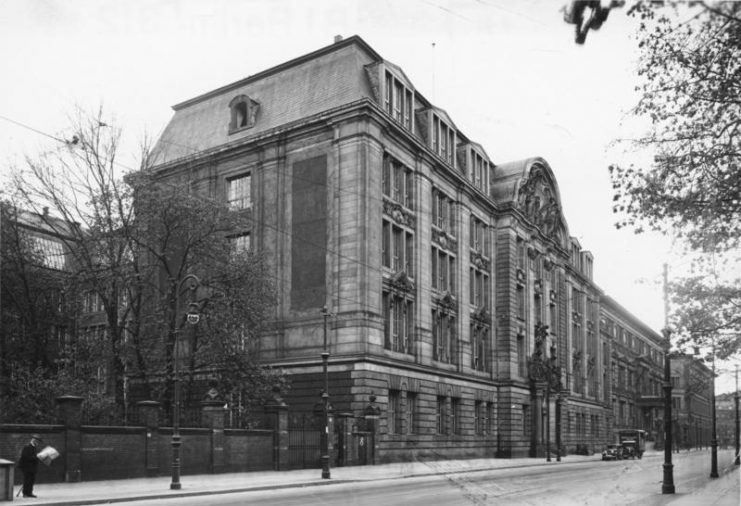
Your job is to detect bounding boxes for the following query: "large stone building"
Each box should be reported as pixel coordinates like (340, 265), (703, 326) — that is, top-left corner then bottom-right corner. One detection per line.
(150, 35), (669, 461)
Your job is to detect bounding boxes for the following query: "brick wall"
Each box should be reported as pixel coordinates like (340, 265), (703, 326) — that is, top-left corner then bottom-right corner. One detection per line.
(1, 424), (273, 483)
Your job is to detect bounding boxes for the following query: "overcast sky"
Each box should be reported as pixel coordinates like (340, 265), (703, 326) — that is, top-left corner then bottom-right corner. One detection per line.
(2, 1), (734, 389)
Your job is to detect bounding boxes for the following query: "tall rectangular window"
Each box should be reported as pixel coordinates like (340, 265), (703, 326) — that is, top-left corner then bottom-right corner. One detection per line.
(517, 333), (527, 377)
(432, 188), (455, 236)
(436, 396), (446, 434)
(475, 401), (484, 435)
(228, 233), (251, 254)
(517, 238), (526, 270)
(227, 173), (251, 209)
(388, 390), (401, 434)
(382, 219), (414, 277)
(431, 114), (455, 166)
(517, 285), (525, 319)
(383, 156), (413, 208)
(406, 392), (417, 434)
(451, 398), (461, 435)
(432, 246), (455, 294)
(385, 71), (413, 131)
(472, 325), (489, 372)
(433, 310), (456, 364)
(384, 292), (414, 355)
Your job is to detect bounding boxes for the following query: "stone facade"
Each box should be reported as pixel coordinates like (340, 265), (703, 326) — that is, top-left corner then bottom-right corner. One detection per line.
(150, 35), (667, 461)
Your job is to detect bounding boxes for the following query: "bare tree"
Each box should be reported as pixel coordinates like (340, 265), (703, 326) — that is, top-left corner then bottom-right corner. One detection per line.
(5, 109), (282, 422)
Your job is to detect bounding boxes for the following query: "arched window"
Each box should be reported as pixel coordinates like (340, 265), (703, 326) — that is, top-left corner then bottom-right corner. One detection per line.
(228, 95), (260, 133)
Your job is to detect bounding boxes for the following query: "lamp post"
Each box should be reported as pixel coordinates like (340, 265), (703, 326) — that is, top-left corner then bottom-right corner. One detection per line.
(734, 365), (739, 466)
(710, 334), (718, 478)
(320, 306), (331, 479)
(661, 328), (675, 494)
(170, 274), (201, 491)
(546, 342), (559, 463)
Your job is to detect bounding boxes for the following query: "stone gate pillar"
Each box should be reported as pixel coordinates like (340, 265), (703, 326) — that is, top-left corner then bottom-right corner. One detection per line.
(364, 394), (381, 465)
(201, 383), (227, 474)
(137, 401), (162, 476)
(56, 395), (84, 482)
(264, 388), (288, 471)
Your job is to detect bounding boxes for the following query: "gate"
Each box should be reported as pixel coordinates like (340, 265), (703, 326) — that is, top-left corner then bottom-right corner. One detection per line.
(353, 431), (374, 465)
(288, 414), (321, 469)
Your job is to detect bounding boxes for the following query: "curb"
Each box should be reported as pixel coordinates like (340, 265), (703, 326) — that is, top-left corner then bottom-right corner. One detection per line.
(27, 479), (359, 506)
(27, 456), (607, 506)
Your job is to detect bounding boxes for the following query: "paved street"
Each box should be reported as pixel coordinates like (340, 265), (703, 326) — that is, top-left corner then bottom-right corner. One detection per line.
(15, 448), (739, 506)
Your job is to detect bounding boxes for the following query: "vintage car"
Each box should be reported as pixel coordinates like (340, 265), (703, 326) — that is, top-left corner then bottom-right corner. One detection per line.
(618, 429), (646, 459)
(601, 444), (623, 461)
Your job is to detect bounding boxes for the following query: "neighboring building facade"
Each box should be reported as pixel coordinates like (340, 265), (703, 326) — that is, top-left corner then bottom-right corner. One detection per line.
(1, 205), (74, 373)
(601, 296), (666, 444)
(670, 354), (714, 450)
(0, 205), (112, 397)
(150, 35), (670, 460)
(716, 391), (739, 449)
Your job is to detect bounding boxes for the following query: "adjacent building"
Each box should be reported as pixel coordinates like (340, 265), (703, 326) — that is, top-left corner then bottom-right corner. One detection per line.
(149, 35), (687, 461)
(670, 354), (713, 449)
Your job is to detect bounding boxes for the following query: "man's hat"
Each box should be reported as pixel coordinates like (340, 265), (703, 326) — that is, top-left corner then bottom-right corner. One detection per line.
(31, 434), (43, 442)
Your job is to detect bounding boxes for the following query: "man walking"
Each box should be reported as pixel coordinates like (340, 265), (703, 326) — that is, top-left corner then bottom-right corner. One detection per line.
(18, 434), (42, 498)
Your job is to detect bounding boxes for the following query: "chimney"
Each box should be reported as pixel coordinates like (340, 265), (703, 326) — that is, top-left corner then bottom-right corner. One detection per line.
(334, 35), (343, 43)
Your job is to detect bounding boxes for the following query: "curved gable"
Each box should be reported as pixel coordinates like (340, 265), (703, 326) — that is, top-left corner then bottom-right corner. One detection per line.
(492, 157), (570, 247)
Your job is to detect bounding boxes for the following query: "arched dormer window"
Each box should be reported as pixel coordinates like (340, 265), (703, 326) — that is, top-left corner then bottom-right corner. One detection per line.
(228, 95), (260, 133)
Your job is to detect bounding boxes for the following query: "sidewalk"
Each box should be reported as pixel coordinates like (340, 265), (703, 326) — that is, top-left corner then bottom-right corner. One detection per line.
(9, 453), (602, 505)
(10, 450), (738, 506)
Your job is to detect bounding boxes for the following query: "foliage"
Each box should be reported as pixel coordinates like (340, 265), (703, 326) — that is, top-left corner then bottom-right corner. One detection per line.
(0, 353), (122, 425)
(2, 109), (284, 422)
(669, 272), (741, 360)
(610, 1), (741, 358)
(610, 1), (741, 251)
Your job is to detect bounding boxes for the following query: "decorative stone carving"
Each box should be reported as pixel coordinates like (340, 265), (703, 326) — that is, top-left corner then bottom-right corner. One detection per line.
(470, 251), (490, 271)
(432, 228), (457, 251)
(389, 270), (415, 294)
(435, 291), (456, 312)
(516, 268), (526, 285)
(587, 355), (596, 373)
(471, 305), (491, 325)
(534, 279), (543, 297)
(383, 199), (416, 229)
(516, 165), (564, 245)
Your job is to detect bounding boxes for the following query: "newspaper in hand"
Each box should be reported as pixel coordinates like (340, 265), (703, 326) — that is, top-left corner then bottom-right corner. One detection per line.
(37, 446), (59, 466)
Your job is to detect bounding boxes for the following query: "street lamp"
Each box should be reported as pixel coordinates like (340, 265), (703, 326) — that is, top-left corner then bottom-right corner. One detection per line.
(320, 306), (332, 479)
(710, 334), (719, 479)
(661, 328), (675, 495)
(170, 274), (201, 491)
(734, 365), (739, 466)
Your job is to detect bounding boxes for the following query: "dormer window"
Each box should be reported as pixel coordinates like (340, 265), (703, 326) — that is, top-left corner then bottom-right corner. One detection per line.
(431, 113), (455, 166)
(468, 148), (490, 194)
(228, 95), (260, 134)
(384, 70), (413, 130)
